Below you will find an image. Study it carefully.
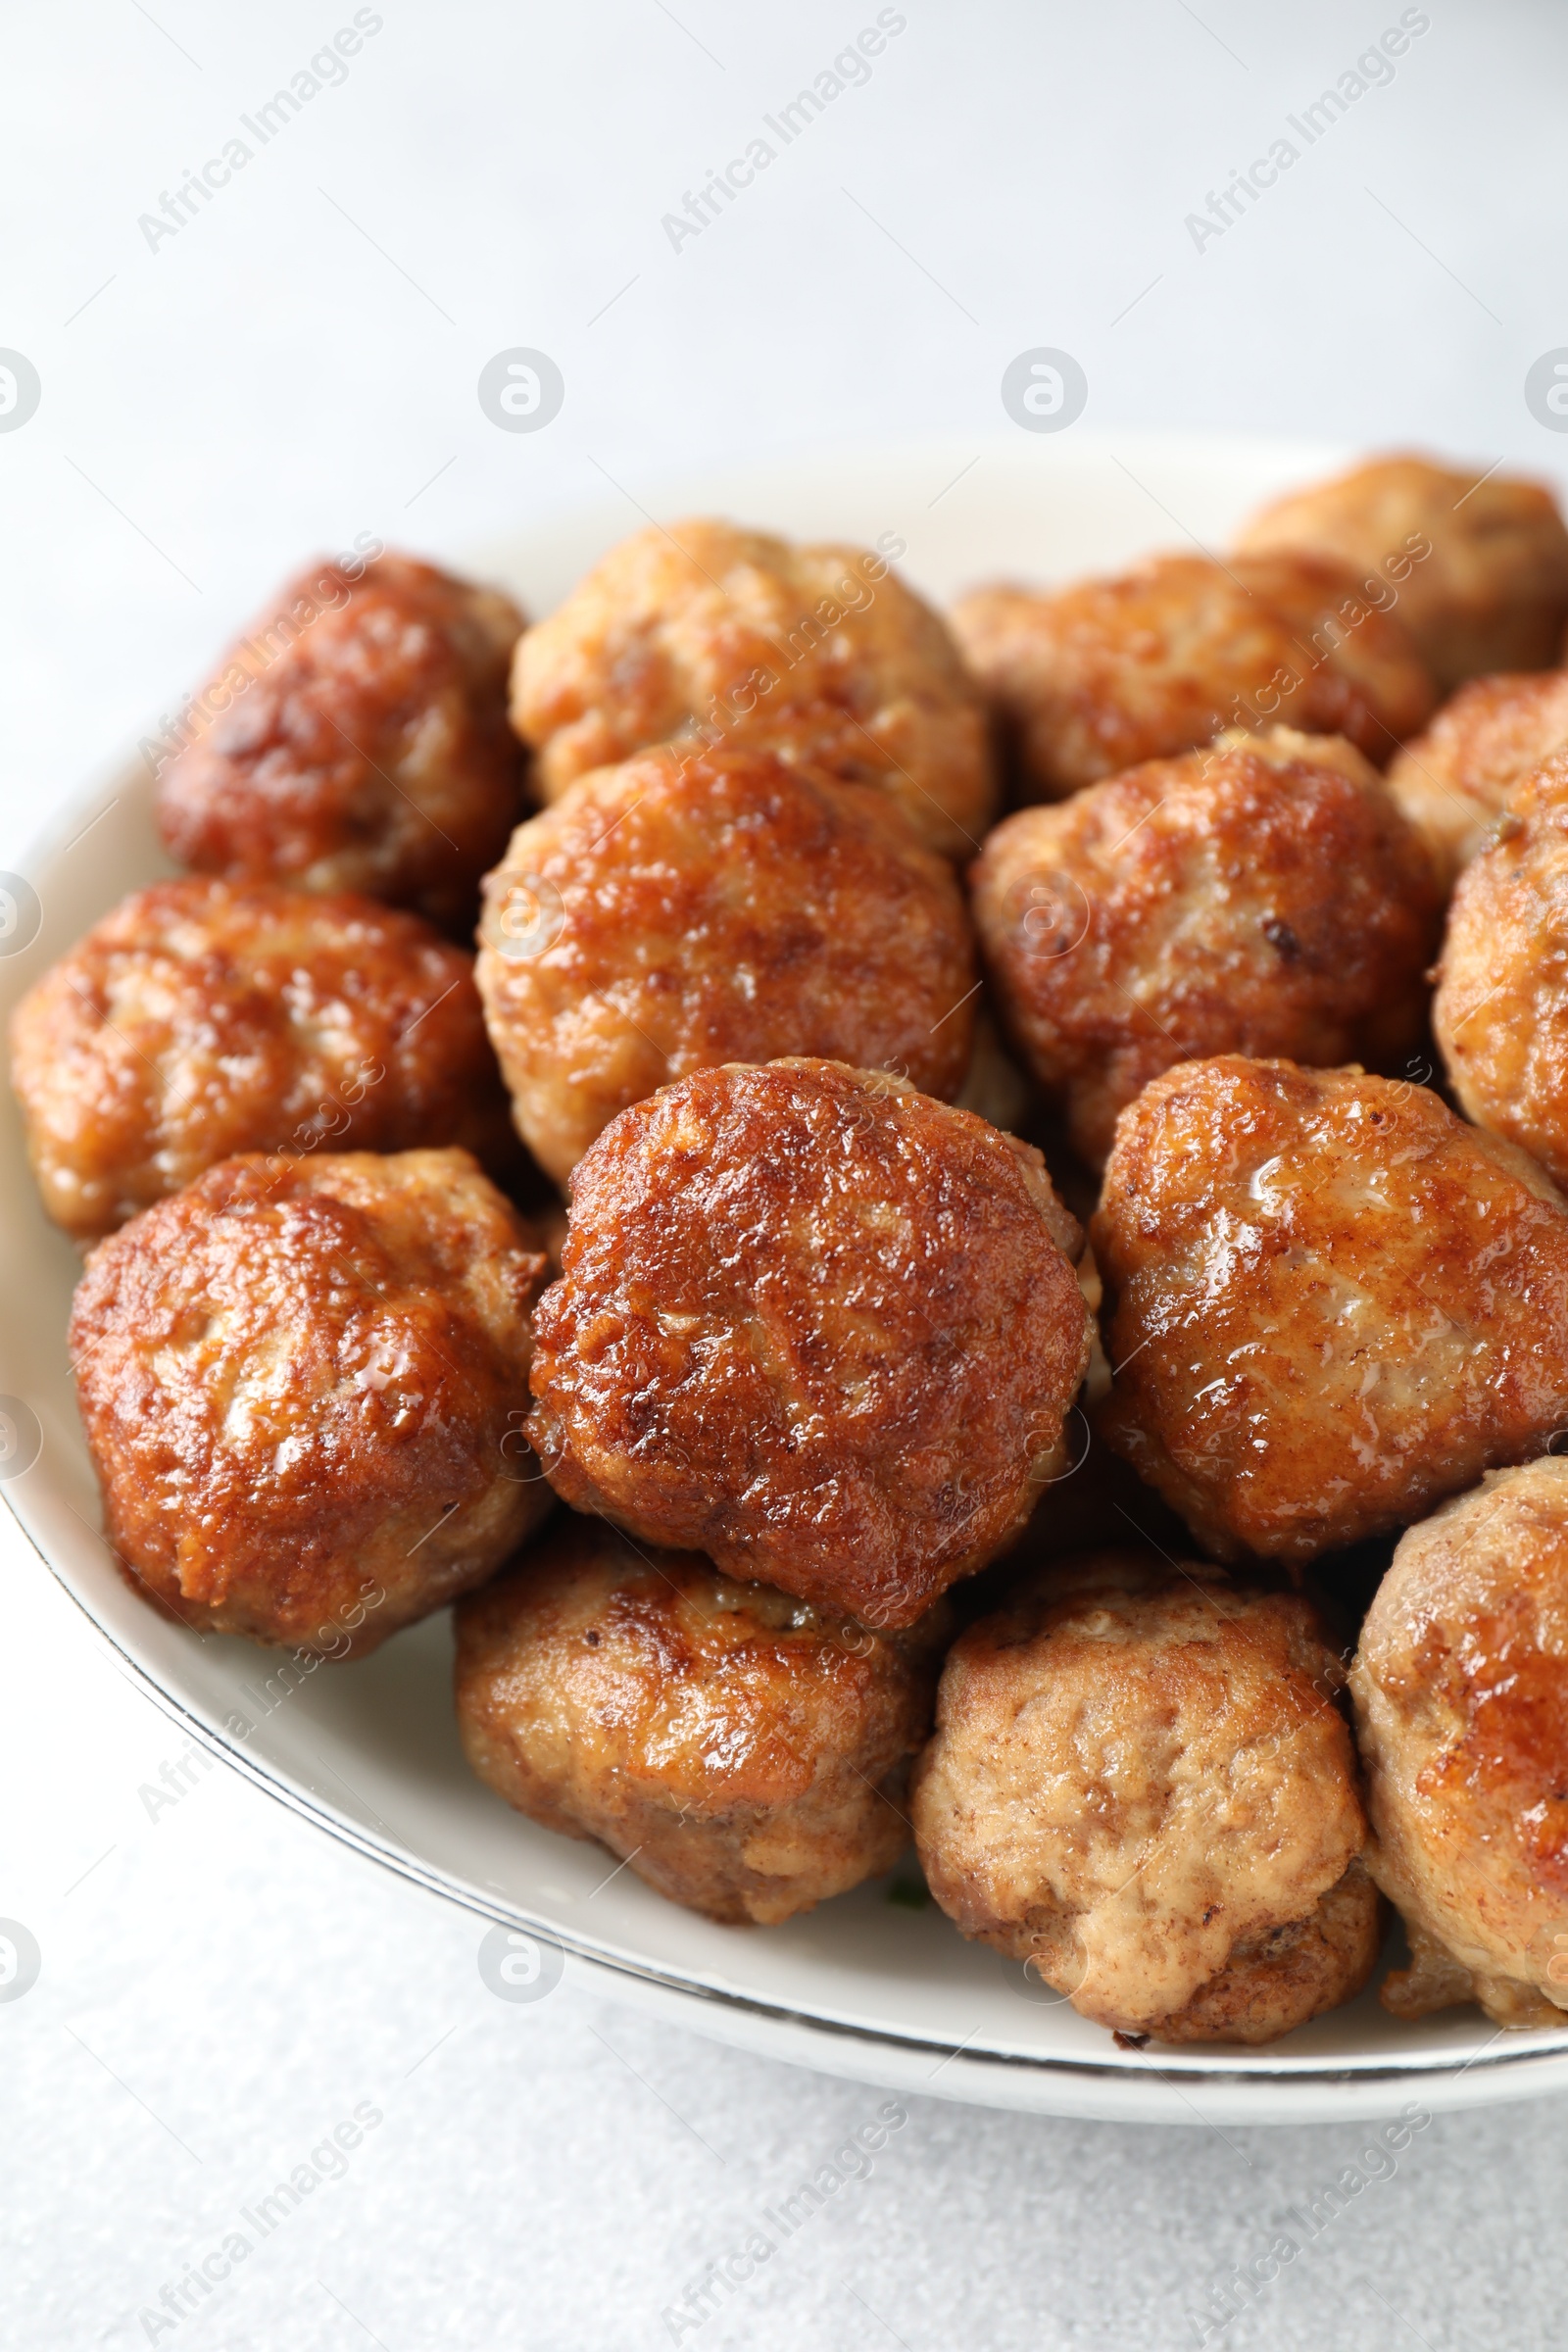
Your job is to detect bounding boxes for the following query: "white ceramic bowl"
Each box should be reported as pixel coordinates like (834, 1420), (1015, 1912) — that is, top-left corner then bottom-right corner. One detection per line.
(7, 431), (1568, 2126)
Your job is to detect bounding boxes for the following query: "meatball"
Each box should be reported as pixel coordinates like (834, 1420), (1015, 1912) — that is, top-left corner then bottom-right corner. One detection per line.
(454, 1516), (950, 1925)
(510, 518), (994, 858)
(949, 550), (1434, 804)
(1435, 750), (1568, 1190)
(474, 743), (977, 1185)
(1350, 1460), (1568, 2028)
(1094, 1056), (1568, 1566)
(1387, 670), (1568, 891)
(1236, 454), (1568, 695)
(70, 1150), (550, 1653)
(10, 878), (516, 1240)
(156, 553), (526, 931)
(970, 727), (1439, 1167)
(527, 1059), (1093, 1628)
(910, 1553), (1376, 2041)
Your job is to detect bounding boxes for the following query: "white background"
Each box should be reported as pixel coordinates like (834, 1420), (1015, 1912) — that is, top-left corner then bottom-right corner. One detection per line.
(4, 3), (1568, 2345)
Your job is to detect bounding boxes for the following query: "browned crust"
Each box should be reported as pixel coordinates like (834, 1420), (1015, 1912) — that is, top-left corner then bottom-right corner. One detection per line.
(526, 1058), (1092, 1627)
(156, 553), (526, 931)
(454, 1516), (949, 1924)
(475, 744), (977, 1184)
(70, 1149), (550, 1653)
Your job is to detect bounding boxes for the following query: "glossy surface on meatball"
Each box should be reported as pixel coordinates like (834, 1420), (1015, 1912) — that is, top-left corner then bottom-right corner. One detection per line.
(1351, 1461), (1568, 2027)
(1436, 751), (1568, 1193)
(971, 728), (1439, 1166)
(70, 1150), (550, 1653)
(527, 1059), (1092, 1628)
(1095, 1057), (1568, 1565)
(475, 744), (977, 1184)
(1387, 669), (1568, 890)
(455, 1517), (949, 1925)
(511, 518), (994, 858)
(156, 554), (526, 930)
(950, 550), (1434, 803)
(1237, 454), (1568, 694)
(911, 1554), (1374, 2040)
(10, 879), (515, 1239)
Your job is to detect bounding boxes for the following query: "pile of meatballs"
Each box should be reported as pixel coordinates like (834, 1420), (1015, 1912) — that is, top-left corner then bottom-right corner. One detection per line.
(21, 450), (1568, 2050)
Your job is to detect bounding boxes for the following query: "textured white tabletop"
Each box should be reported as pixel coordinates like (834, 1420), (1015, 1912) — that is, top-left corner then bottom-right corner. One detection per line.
(4, 4), (1567, 2345)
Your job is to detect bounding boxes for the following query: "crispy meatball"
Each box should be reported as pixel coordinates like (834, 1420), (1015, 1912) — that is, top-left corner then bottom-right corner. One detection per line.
(1387, 670), (1568, 891)
(1351, 1460), (1568, 2028)
(911, 1553), (1376, 2041)
(156, 554), (526, 931)
(474, 744), (977, 1185)
(949, 550), (1434, 803)
(511, 518), (994, 858)
(454, 1516), (950, 1925)
(9, 879), (516, 1240)
(70, 1150), (550, 1653)
(1094, 1056), (1568, 1566)
(527, 1059), (1092, 1628)
(1237, 454), (1568, 695)
(970, 727), (1440, 1166)
(1436, 750), (1568, 1190)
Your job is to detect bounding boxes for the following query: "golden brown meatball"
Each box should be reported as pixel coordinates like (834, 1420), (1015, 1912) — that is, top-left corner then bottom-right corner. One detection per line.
(1351, 1460), (1568, 2028)
(474, 744), (977, 1185)
(1094, 1056), (1568, 1566)
(1436, 750), (1568, 1190)
(1230, 549), (1437, 757)
(970, 727), (1440, 1166)
(527, 1059), (1092, 1629)
(910, 1553), (1376, 2042)
(511, 518), (994, 858)
(156, 554), (526, 931)
(9, 879), (516, 1240)
(1387, 670), (1568, 891)
(950, 550), (1434, 803)
(454, 1516), (950, 1925)
(70, 1150), (550, 1654)
(1237, 454), (1568, 695)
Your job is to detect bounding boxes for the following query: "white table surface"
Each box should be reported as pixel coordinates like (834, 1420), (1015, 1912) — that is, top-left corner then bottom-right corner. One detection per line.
(4, 4), (1567, 2344)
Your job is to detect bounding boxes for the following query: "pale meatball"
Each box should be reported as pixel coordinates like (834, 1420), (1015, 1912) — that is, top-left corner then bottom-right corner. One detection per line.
(1351, 1460), (1568, 2027)
(454, 1516), (949, 1926)
(1094, 1056), (1568, 1565)
(9, 879), (516, 1240)
(157, 554), (526, 931)
(970, 727), (1439, 1166)
(511, 518), (994, 858)
(475, 744), (976, 1184)
(1237, 454), (1568, 695)
(70, 1151), (550, 1653)
(950, 550), (1434, 803)
(1436, 750), (1568, 1190)
(1387, 670), (1568, 890)
(911, 1553), (1377, 2042)
(527, 1059), (1093, 1629)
